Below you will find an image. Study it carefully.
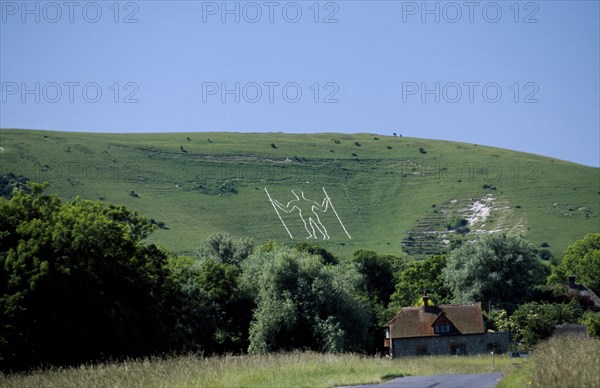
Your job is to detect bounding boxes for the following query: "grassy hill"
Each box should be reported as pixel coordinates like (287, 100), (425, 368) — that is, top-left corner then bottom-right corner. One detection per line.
(1, 128), (598, 258)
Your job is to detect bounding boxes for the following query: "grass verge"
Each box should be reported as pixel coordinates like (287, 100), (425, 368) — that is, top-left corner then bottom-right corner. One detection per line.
(498, 336), (600, 388)
(2, 351), (517, 387)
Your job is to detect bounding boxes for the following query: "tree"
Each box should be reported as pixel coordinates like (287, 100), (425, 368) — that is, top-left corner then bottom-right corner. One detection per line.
(0, 186), (188, 370)
(351, 250), (404, 353)
(196, 232), (254, 267)
(294, 242), (339, 265)
(167, 254), (253, 354)
(240, 245), (370, 353)
(165, 255), (219, 352)
(548, 233), (600, 294)
(442, 233), (545, 306)
(508, 302), (583, 349)
(351, 250), (401, 306)
(390, 255), (451, 309)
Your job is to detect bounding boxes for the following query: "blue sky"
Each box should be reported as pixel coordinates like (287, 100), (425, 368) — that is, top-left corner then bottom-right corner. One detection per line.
(1, 1), (599, 166)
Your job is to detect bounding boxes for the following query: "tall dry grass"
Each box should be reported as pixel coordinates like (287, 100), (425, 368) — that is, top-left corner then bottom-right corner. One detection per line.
(1, 351), (515, 388)
(527, 336), (600, 388)
(499, 336), (600, 388)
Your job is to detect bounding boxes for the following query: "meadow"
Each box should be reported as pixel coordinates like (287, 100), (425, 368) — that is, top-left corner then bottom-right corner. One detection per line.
(3, 337), (597, 387)
(2, 351), (518, 388)
(1, 128), (597, 258)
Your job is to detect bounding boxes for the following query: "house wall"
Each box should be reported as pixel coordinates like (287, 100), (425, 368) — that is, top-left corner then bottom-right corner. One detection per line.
(390, 332), (511, 357)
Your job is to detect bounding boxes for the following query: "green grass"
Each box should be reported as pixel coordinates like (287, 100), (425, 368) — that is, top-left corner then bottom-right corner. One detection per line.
(1, 352), (519, 388)
(499, 336), (600, 388)
(1, 128), (598, 258)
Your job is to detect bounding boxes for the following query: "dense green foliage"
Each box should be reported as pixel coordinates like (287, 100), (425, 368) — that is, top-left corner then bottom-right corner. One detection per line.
(351, 250), (404, 353)
(548, 233), (600, 294)
(196, 232), (254, 267)
(493, 302), (584, 349)
(580, 311), (600, 337)
(241, 245), (370, 353)
(0, 186), (187, 370)
(390, 255), (450, 308)
(351, 250), (400, 307)
(443, 233), (546, 306)
(0, 188), (261, 370)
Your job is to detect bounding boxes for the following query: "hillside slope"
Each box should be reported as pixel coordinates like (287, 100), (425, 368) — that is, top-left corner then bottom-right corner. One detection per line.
(1, 129), (598, 258)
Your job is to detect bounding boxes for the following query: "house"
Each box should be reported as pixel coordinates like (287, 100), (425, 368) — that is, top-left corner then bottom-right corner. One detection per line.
(565, 275), (600, 311)
(384, 294), (510, 357)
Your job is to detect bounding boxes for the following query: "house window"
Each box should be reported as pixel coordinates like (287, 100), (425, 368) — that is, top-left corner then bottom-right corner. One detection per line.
(384, 327), (390, 339)
(416, 345), (428, 356)
(434, 323), (451, 334)
(451, 344), (467, 355)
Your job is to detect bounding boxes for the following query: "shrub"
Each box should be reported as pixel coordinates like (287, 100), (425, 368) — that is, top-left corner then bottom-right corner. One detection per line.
(509, 302), (583, 348)
(538, 248), (553, 261)
(580, 311), (600, 337)
(447, 217), (468, 230)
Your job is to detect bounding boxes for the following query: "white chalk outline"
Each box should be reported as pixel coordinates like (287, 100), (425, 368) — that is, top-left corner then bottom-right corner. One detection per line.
(322, 187), (352, 239)
(265, 187), (293, 239)
(265, 187), (351, 240)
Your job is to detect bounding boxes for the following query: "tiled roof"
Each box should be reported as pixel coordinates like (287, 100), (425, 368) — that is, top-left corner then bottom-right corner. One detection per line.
(386, 303), (485, 338)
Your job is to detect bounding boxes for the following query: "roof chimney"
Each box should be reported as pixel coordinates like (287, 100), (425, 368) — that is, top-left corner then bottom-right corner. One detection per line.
(422, 289), (430, 307)
(568, 275), (576, 289)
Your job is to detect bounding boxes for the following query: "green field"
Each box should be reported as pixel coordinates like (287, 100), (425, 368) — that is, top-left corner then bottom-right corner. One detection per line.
(1, 128), (598, 257)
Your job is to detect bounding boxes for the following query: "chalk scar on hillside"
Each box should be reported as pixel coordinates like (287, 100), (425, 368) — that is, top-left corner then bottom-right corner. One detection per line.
(265, 187), (351, 240)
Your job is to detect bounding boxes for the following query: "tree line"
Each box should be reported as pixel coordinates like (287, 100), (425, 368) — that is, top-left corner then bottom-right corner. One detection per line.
(1, 184), (598, 371)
